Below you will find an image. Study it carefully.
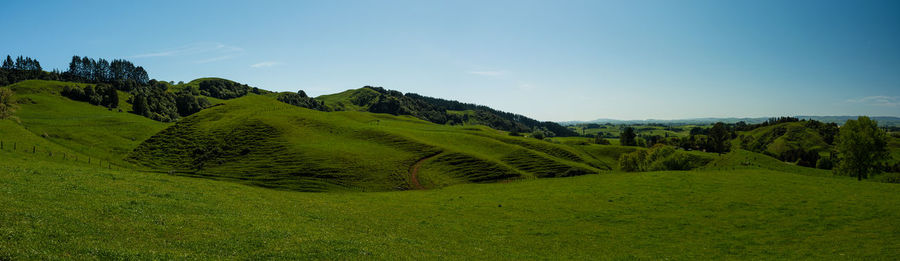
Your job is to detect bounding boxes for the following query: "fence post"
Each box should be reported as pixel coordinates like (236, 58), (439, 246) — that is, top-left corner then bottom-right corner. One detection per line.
(33, 146), (35, 154)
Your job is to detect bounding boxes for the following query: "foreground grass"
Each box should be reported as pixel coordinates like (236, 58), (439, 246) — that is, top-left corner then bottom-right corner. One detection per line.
(1, 155), (898, 260)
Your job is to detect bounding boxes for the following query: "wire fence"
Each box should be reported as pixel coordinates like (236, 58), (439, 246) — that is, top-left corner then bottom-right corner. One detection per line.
(0, 139), (125, 171)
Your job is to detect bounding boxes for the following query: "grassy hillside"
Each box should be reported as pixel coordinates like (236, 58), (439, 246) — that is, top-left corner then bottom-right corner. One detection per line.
(128, 95), (604, 191)
(315, 87), (380, 112)
(4, 80), (169, 166)
(1, 154), (898, 259)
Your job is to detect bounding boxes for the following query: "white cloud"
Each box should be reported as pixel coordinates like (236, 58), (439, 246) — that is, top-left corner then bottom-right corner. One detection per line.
(468, 70), (506, 76)
(130, 42), (244, 63)
(846, 96), (900, 107)
(251, 61), (279, 68)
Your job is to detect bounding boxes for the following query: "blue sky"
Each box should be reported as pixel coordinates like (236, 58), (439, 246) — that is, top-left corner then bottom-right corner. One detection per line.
(2, 0), (898, 121)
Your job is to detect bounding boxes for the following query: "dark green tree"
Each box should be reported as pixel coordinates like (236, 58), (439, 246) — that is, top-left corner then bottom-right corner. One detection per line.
(1, 55), (13, 69)
(835, 116), (890, 180)
(708, 122), (730, 154)
(620, 127), (637, 146)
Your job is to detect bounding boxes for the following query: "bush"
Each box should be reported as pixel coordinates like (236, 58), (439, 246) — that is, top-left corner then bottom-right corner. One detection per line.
(815, 157), (833, 170)
(619, 150), (647, 172)
(0, 87), (18, 119)
(873, 172), (900, 184)
(594, 136), (610, 145)
(618, 144), (711, 172)
(531, 130), (545, 140)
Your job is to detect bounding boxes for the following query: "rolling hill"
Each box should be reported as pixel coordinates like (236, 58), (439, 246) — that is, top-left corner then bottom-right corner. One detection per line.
(2, 79), (900, 259)
(127, 94), (605, 191)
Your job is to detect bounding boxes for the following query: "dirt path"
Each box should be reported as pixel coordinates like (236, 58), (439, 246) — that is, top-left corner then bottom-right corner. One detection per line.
(409, 151), (442, 190)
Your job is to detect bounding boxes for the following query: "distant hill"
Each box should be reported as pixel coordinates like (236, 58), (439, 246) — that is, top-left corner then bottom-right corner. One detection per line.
(563, 116), (900, 127)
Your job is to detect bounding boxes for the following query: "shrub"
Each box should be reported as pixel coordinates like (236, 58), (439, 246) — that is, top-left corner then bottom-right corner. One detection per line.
(815, 157), (833, 170)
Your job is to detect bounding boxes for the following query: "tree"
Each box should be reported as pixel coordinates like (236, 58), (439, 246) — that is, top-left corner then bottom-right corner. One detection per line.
(132, 95), (149, 117)
(0, 87), (18, 119)
(1, 55), (13, 69)
(620, 127), (636, 146)
(835, 116), (890, 180)
(708, 122), (729, 154)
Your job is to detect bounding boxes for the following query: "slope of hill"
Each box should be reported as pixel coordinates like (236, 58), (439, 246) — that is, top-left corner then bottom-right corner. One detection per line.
(128, 94), (603, 191)
(5, 80), (169, 165)
(737, 122), (831, 167)
(316, 86), (578, 136)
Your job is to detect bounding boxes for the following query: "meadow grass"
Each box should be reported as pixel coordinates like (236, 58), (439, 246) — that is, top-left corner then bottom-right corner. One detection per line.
(1, 154), (898, 260)
(6, 80), (169, 166)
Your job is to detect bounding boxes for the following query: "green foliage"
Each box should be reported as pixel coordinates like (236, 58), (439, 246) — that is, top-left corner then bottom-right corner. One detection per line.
(197, 78), (257, 99)
(618, 144), (713, 172)
(835, 116), (890, 180)
(276, 91), (329, 111)
(174, 90), (210, 116)
(815, 156), (834, 170)
(60, 83), (119, 108)
(127, 81), (179, 122)
(0, 87), (17, 119)
(64, 55), (149, 85)
(593, 135), (610, 145)
(318, 86), (577, 136)
(708, 122), (730, 154)
(620, 127), (636, 146)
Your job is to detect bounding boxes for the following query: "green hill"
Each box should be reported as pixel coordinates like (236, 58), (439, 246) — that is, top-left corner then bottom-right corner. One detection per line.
(4, 80), (168, 166)
(128, 94), (604, 191)
(737, 122), (832, 167)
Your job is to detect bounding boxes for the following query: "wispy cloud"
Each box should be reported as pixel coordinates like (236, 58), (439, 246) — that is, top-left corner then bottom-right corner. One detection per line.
(251, 61), (279, 68)
(130, 42), (244, 63)
(846, 96), (900, 107)
(468, 70), (506, 76)
(517, 82), (536, 90)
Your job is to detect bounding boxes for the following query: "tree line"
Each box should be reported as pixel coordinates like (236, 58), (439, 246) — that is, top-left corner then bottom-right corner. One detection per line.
(358, 87), (577, 136)
(64, 56), (149, 86)
(0, 55), (64, 86)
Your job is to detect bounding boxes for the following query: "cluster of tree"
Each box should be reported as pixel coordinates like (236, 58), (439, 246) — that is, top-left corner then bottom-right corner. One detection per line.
(129, 80), (181, 122)
(620, 123), (732, 155)
(60, 84), (119, 108)
(64, 56), (149, 86)
(175, 90), (212, 116)
(198, 78), (265, 99)
(276, 90), (329, 111)
(0, 55), (64, 86)
(393, 88), (577, 136)
(734, 117), (800, 131)
(619, 144), (711, 172)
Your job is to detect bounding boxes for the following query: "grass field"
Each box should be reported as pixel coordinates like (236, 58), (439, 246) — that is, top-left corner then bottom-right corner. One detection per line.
(4, 80), (169, 167)
(1, 152), (898, 259)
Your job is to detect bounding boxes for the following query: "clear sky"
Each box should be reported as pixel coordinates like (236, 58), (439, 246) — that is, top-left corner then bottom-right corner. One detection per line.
(2, 0), (898, 121)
